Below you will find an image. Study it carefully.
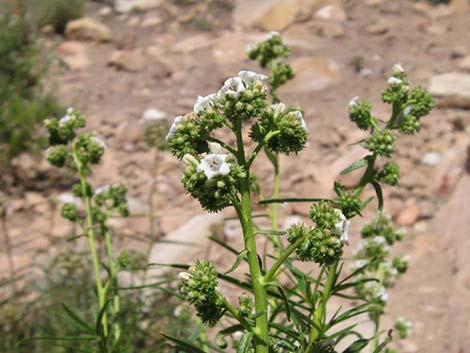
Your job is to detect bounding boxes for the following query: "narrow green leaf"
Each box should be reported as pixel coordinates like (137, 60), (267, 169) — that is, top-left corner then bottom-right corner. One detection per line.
(209, 235), (240, 255)
(225, 249), (248, 274)
(340, 158), (368, 175)
(61, 303), (94, 334)
(161, 332), (207, 353)
(342, 339), (370, 353)
(259, 197), (328, 205)
(236, 332), (254, 353)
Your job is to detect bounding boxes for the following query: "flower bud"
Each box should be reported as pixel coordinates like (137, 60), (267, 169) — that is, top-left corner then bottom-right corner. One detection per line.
(364, 129), (395, 157)
(183, 154), (199, 167)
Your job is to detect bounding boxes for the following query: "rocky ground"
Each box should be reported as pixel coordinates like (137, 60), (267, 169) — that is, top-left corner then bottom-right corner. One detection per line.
(1, 0), (470, 351)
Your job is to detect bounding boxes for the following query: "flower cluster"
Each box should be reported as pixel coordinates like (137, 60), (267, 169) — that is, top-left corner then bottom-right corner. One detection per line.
(352, 215), (409, 319)
(178, 260), (224, 326)
(166, 69), (308, 212)
(247, 31), (294, 101)
(288, 202), (350, 265)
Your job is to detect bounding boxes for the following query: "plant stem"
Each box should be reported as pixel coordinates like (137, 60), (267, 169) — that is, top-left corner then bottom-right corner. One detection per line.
(104, 228), (120, 339)
(305, 262), (338, 353)
(72, 149), (108, 337)
(234, 122), (269, 353)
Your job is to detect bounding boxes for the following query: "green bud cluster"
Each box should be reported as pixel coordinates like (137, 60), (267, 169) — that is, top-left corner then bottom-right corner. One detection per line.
(408, 86), (434, 118)
(250, 104), (307, 154)
(377, 162), (400, 186)
(335, 187), (362, 219)
(144, 119), (170, 151)
(44, 108), (85, 146)
(361, 215), (405, 246)
(181, 155), (244, 212)
(398, 114), (420, 135)
(364, 129), (395, 157)
(287, 223), (343, 265)
(268, 61), (295, 94)
(61, 203), (78, 222)
(348, 98), (373, 130)
(179, 260), (224, 326)
(94, 184), (129, 218)
(247, 31), (290, 68)
(118, 250), (147, 271)
(237, 293), (254, 318)
(46, 145), (68, 167)
(309, 202), (340, 229)
(394, 318), (412, 339)
(222, 81), (269, 122)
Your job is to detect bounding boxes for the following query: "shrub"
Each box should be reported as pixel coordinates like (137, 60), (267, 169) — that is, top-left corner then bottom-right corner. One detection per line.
(0, 5), (60, 174)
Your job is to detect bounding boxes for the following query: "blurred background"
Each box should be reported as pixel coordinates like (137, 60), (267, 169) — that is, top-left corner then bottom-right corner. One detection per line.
(0, 0), (469, 352)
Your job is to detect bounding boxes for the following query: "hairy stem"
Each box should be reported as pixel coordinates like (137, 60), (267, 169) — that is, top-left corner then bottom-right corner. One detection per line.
(72, 148), (108, 337)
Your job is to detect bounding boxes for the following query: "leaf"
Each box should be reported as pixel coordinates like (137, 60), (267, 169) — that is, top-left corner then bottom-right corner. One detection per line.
(342, 339), (370, 353)
(225, 249), (248, 274)
(95, 299), (112, 337)
(340, 158), (368, 175)
(161, 332), (207, 353)
(61, 303), (94, 334)
(236, 332), (254, 353)
(259, 197), (328, 205)
(371, 181), (384, 211)
(276, 285), (291, 321)
(372, 334), (392, 353)
(209, 235), (240, 255)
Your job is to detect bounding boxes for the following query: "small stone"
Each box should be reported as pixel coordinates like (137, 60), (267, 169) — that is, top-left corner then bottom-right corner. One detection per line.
(127, 16), (140, 27)
(97, 6), (113, 17)
(57, 41), (90, 71)
(450, 46), (467, 59)
(259, 0), (301, 30)
(429, 72), (470, 108)
(366, 22), (390, 35)
(314, 4), (347, 22)
(421, 22), (448, 35)
(108, 50), (145, 72)
(365, 0), (384, 6)
(142, 15), (162, 27)
(279, 56), (342, 94)
(65, 17), (113, 42)
(139, 108), (166, 126)
(115, 0), (162, 13)
(233, 0), (300, 30)
(421, 151), (442, 166)
(458, 56), (470, 71)
(395, 201), (420, 227)
(317, 22), (345, 38)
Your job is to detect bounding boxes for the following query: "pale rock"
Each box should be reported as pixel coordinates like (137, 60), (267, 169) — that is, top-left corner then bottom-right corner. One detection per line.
(233, 0), (301, 30)
(115, 0), (162, 13)
(365, 0), (384, 6)
(458, 56), (470, 71)
(127, 16), (140, 27)
(126, 196), (148, 215)
(413, 2), (431, 14)
(395, 201), (420, 227)
(56, 193), (84, 209)
(108, 50), (146, 72)
(451, 0), (470, 11)
(147, 213), (224, 275)
(65, 17), (113, 42)
(172, 33), (213, 53)
(314, 4), (346, 22)
(25, 192), (46, 208)
(429, 72), (470, 108)
(421, 22), (449, 35)
(139, 108), (166, 126)
(317, 22), (345, 38)
(97, 6), (113, 17)
(57, 41), (90, 70)
(366, 22), (390, 35)
(141, 15), (162, 27)
(421, 151), (442, 166)
(279, 56), (341, 94)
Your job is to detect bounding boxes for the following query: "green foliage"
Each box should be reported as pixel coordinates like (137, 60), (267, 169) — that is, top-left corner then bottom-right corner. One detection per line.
(0, 7), (60, 171)
(34, 0), (86, 33)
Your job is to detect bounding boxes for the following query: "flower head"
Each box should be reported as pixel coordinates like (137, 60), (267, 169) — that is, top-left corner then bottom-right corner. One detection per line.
(334, 210), (351, 245)
(348, 96), (360, 109)
(194, 94), (217, 114)
(387, 76), (403, 87)
(197, 154), (231, 180)
(238, 70), (268, 86)
(165, 115), (183, 141)
(392, 63), (404, 73)
(293, 111), (307, 131)
(219, 77), (245, 98)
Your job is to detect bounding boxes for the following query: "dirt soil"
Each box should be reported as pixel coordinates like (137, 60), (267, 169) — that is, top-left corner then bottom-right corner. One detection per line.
(1, 0), (470, 352)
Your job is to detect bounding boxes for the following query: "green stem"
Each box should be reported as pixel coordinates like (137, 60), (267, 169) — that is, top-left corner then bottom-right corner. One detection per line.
(104, 228), (121, 340)
(263, 233), (307, 284)
(72, 149), (108, 337)
(305, 262), (338, 353)
(234, 122), (269, 353)
(223, 298), (252, 331)
(270, 154), (281, 255)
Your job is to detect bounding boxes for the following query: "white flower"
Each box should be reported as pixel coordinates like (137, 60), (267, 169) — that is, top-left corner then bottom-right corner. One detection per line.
(91, 134), (106, 149)
(272, 103), (287, 116)
(95, 184), (112, 195)
(66, 107), (74, 115)
(354, 259), (367, 269)
(178, 272), (191, 282)
(193, 94), (217, 114)
(219, 77), (245, 98)
(59, 112), (73, 126)
(208, 142), (223, 154)
(293, 110), (308, 131)
(387, 76), (403, 87)
(349, 96), (359, 109)
(392, 63), (404, 73)
(232, 331), (243, 341)
(197, 154), (231, 180)
(373, 236), (386, 245)
(238, 70), (268, 86)
(334, 209), (350, 245)
(267, 31), (280, 39)
(165, 115), (183, 141)
(139, 108), (166, 126)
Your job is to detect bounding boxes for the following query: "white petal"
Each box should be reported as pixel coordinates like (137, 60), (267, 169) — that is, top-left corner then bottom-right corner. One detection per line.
(219, 163), (230, 176)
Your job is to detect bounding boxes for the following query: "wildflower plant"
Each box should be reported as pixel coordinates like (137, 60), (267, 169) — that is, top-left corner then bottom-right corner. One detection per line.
(42, 108), (132, 352)
(165, 34), (434, 353)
